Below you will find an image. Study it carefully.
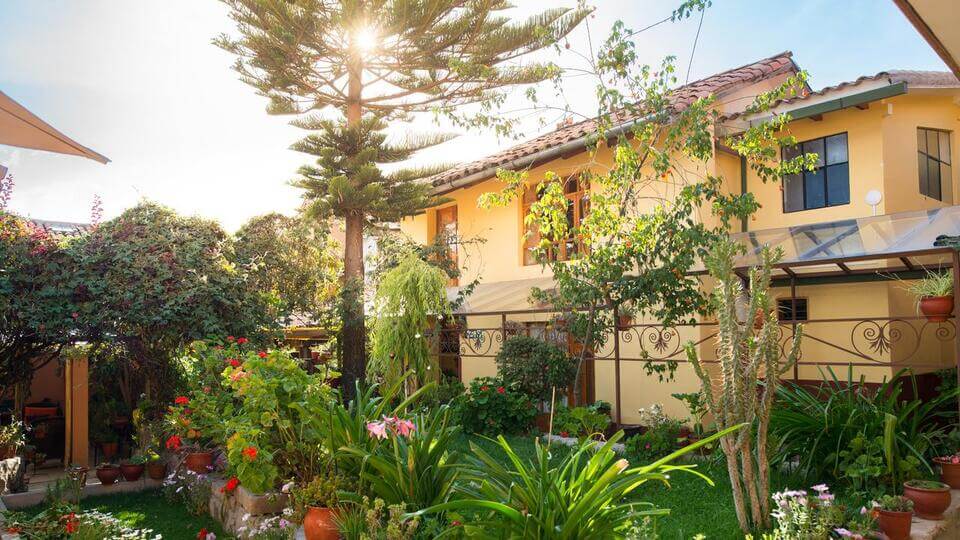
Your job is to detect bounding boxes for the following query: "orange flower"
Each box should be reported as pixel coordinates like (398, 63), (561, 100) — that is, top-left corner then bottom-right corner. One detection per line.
(220, 476), (240, 493)
(242, 446), (258, 461)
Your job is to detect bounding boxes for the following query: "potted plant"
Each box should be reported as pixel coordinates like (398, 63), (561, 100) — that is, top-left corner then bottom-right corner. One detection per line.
(903, 479), (951, 519)
(95, 462), (121, 486)
(873, 494), (913, 540)
(934, 451), (960, 488)
(145, 452), (167, 480)
(616, 303), (636, 328)
(494, 335), (578, 433)
(0, 421), (26, 459)
(906, 270), (954, 322)
(120, 454), (148, 481)
(164, 394), (219, 474)
(292, 474), (343, 540)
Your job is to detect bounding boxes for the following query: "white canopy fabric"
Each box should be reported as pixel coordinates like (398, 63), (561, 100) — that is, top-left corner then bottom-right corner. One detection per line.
(0, 89), (108, 164)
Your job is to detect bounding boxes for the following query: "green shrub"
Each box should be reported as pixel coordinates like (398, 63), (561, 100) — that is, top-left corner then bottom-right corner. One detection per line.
(625, 419), (684, 464)
(495, 336), (577, 403)
(769, 367), (958, 487)
(551, 404), (611, 439)
(456, 377), (536, 435)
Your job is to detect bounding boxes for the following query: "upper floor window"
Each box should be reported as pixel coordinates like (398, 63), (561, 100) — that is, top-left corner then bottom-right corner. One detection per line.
(782, 133), (849, 213)
(776, 297), (808, 322)
(522, 176), (590, 265)
(918, 128), (952, 203)
(435, 205), (458, 286)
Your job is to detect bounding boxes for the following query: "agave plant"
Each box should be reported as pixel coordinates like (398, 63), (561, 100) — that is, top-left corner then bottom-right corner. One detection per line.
(769, 366), (959, 486)
(411, 426), (743, 539)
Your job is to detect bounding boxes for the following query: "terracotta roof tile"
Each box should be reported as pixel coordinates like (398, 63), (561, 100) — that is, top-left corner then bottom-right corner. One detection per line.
(430, 51), (799, 193)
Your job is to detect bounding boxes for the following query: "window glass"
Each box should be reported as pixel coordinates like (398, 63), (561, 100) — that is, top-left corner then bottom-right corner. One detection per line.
(804, 168), (826, 209)
(826, 133), (848, 165)
(918, 129), (927, 153)
(784, 174), (804, 212)
(803, 139), (825, 168)
(927, 130), (940, 159)
(826, 164), (850, 205)
(919, 153), (928, 194)
(783, 144), (801, 161)
(940, 131), (951, 164)
(942, 163), (953, 204)
(928, 158), (942, 200)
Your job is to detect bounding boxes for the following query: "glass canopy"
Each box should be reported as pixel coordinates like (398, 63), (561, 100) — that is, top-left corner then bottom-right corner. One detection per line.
(718, 205), (960, 278)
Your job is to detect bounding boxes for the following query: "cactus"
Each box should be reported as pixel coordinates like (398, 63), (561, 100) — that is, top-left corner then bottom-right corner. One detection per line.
(686, 240), (802, 532)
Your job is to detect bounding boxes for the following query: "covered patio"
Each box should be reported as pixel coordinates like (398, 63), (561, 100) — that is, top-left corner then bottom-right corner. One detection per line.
(431, 205), (960, 425)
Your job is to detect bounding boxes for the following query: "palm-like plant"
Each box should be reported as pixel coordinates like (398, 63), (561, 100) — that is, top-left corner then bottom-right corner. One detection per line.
(412, 426), (742, 539)
(770, 366), (959, 484)
(339, 406), (462, 510)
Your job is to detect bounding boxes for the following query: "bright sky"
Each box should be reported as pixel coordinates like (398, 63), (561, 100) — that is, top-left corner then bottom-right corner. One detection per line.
(0, 0), (946, 231)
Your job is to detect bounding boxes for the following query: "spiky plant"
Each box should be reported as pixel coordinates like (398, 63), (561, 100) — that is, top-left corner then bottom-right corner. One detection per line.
(686, 239), (803, 532)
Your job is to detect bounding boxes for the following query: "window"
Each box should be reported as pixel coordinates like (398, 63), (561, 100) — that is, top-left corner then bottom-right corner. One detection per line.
(782, 133), (849, 212)
(776, 297), (808, 322)
(522, 175), (590, 265)
(435, 205), (458, 286)
(918, 128), (952, 203)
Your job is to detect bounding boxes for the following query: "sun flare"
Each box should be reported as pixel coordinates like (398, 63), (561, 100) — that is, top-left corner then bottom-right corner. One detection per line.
(352, 25), (378, 55)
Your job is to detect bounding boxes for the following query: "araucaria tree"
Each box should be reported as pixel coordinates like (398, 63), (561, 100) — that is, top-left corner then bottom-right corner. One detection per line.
(686, 239), (802, 532)
(216, 0), (590, 398)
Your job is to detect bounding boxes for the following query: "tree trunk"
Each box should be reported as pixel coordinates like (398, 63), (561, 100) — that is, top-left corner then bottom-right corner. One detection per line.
(339, 54), (366, 403)
(722, 436), (750, 532)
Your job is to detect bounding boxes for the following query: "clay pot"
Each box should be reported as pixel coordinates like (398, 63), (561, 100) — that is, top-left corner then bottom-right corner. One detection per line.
(0, 445), (16, 460)
(120, 463), (144, 481)
(303, 506), (339, 540)
(876, 509), (912, 540)
(920, 295), (954, 322)
(934, 457), (960, 489)
(184, 451), (213, 474)
(146, 461), (167, 480)
(100, 442), (118, 460)
(617, 315), (634, 328)
(96, 465), (121, 486)
(903, 480), (951, 520)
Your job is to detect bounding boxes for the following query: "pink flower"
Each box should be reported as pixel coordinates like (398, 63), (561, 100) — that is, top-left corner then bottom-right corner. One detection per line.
(227, 336), (235, 342)
(497, 386), (505, 394)
(230, 370), (247, 382)
(366, 421), (388, 440)
(395, 418), (416, 437)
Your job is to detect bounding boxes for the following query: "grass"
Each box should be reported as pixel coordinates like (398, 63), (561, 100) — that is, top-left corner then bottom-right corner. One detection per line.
(19, 489), (228, 539)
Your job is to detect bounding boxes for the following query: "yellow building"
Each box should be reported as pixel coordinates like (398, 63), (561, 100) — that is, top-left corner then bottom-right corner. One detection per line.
(400, 52), (960, 424)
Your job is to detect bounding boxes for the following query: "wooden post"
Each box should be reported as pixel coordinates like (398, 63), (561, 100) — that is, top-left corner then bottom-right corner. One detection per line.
(613, 305), (622, 427)
(64, 355), (89, 468)
(952, 251), (960, 416)
(791, 276), (799, 381)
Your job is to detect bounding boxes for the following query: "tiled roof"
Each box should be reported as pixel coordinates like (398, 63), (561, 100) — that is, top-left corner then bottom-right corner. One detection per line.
(723, 69), (960, 121)
(430, 51), (800, 194)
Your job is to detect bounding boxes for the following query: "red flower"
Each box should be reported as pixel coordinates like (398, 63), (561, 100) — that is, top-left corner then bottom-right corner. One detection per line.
(197, 528), (209, 539)
(63, 512), (79, 534)
(237, 337), (248, 344)
(497, 386), (505, 394)
(227, 336), (235, 342)
(229, 359), (241, 368)
(165, 435), (182, 451)
(203, 386), (211, 394)
(213, 345), (223, 350)
(220, 476), (240, 493)
(452, 520), (462, 526)
(183, 408), (192, 416)
(257, 351), (267, 358)
(560, 431), (569, 437)
(175, 396), (190, 406)
(242, 446), (258, 461)
(480, 385), (489, 392)
(71, 312), (79, 319)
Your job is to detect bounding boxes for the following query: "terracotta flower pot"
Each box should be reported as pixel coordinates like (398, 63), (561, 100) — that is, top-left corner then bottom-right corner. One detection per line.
(935, 457), (960, 489)
(903, 481), (951, 520)
(303, 506), (339, 540)
(96, 466), (121, 486)
(920, 295), (954, 322)
(876, 509), (912, 540)
(0, 445), (16, 460)
(146, 461), (167, 480)
(184, 451), (213, 474)
(120, 463), (144, 481)
(617, 315), (634, 328)
(100, 442), (118, 460)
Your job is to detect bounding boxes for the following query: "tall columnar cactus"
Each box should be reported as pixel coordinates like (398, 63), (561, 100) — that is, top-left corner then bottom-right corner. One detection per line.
(687, 240), (803, 533)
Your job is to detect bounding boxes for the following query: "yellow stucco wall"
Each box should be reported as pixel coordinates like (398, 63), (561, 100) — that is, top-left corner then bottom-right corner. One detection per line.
(403, 88), (960, 424)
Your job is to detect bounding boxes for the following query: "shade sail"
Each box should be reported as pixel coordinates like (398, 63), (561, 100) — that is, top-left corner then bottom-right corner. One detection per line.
(716, 205), (960, 276)
(449, 276), (556, 314)
(0, 89), (109, 164)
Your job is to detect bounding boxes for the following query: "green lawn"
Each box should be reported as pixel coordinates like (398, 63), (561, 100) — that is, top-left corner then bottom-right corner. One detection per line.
(20, 489), (229, 539)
